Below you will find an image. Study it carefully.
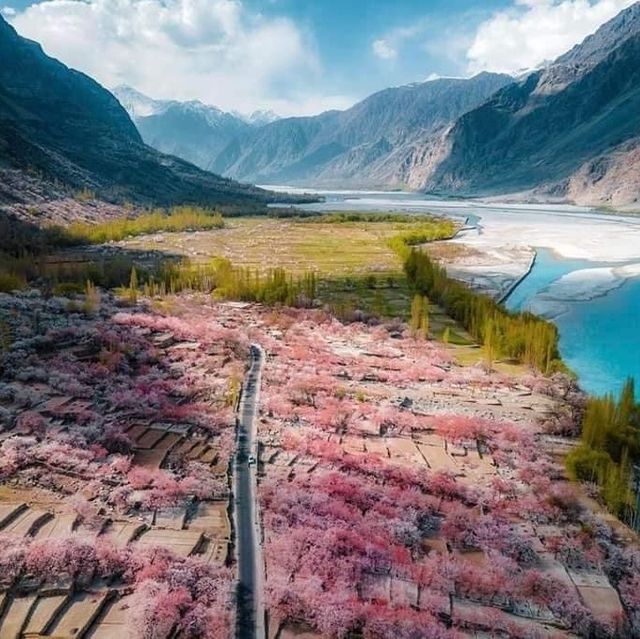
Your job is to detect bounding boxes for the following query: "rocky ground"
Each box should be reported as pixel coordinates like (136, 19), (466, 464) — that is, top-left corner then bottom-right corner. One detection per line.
(0, 168), (130, 227)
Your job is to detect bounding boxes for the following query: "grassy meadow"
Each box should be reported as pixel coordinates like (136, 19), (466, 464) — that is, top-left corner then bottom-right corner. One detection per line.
(113, 215), (452, 276)
(113, 214), (472, 339)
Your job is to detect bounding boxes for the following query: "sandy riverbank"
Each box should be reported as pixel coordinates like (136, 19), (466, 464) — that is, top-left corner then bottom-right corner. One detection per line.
(427, 202), (640, 303)
(425, 241), (535, 300)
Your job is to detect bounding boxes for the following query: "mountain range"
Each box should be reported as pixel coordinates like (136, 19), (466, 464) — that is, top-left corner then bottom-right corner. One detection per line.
(0, 15), (275, 211)
(112, 85), (279, 171)
(211, 72), (513, 188)
(120, 74), (512, 189)
(113, 3), (640, 207)
(426, 1), (640, 206)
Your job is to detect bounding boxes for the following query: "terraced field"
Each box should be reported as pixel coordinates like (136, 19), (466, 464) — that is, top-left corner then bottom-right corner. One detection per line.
(0, 293), (245, 637)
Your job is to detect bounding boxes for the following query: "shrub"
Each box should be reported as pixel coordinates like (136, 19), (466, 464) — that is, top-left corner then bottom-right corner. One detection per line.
(57, 207), (224, 245)
(0, 271), (26, 292)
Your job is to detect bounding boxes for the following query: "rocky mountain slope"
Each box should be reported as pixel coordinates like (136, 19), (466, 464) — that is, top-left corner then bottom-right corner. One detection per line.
(211, 73), (512, 187)
(201, 2), (640, 206)
(424, 2), (640, 207)
(112, 86), (272, 171)
(0, 16), (273, 209)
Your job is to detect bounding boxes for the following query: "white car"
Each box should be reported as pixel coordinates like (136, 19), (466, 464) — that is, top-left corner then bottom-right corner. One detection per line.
(248, 455), (256, 465)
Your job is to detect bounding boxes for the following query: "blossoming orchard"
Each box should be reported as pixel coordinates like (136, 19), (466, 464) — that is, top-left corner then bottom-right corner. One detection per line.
(0, 288), (638, 638)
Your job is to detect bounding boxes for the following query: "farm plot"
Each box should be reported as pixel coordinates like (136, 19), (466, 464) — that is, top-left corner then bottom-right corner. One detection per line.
(0, 292), (244, 638)
(245, 304), (638, 639)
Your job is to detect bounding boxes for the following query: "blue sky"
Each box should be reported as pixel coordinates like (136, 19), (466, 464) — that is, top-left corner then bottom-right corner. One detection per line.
(2, 0), (636, 115)
(241, 0), (506, 93)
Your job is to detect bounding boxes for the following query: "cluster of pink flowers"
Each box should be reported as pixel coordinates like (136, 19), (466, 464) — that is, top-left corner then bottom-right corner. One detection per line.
(1, 301), (246, 511)
(0, 534), (234, 638)
(251, 308), (634, 638)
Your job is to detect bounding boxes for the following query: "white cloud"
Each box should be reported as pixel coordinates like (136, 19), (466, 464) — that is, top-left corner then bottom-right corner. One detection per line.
(372, 39), (397, 60)
(371, 23), (425, 61)
(7, 0), (353, 116)
(467, 0), (638, 74)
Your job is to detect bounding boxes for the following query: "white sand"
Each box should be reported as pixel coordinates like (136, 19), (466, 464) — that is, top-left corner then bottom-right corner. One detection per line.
(429, 202), (640, 302)
(541, 264), (640, 302)
(524, 262), (640, 318)
(444, 246), (535, 300)
(448, 206), (640, 263)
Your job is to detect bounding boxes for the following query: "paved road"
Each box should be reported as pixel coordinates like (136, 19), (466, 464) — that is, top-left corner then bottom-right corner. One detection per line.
(234, 344), (265, 639)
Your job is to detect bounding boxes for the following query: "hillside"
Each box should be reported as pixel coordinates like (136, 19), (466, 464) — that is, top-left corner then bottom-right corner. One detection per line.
(424, 2), (640, 206)
(211, 73), (512, 187)
(0, 16), (273, 210)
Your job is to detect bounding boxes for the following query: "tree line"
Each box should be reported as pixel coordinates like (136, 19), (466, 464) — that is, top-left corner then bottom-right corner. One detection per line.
(0, 206), (224, 292)
(125, 258), (318, 308)
(401, 248), (561, 373)
(567, 379), (640, 524)
(50, 206), (224, 246)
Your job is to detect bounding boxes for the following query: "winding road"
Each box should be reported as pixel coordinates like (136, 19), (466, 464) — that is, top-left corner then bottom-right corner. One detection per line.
(234, 344), (266, 639)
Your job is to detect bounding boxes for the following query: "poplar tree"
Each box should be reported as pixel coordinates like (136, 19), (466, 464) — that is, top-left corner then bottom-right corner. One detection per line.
(410, 294), (430, 340)
(129, 266), (138, 304)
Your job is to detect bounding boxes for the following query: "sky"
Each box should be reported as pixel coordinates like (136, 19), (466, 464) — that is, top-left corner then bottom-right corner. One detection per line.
(1, 0), (637, 116)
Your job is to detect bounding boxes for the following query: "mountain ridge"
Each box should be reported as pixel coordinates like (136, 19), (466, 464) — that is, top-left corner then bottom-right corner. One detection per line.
(0, 16), (275, 213)
(422, 1), (640, 206)
(112, 85), (279, 171)
(210, 72), (513, 188)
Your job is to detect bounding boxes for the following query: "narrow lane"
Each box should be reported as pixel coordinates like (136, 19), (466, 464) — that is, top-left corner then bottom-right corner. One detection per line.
(234, 344), (265, 639)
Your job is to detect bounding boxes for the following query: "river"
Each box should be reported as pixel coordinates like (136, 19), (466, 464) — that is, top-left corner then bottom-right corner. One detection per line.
(273, 187), (640, 397)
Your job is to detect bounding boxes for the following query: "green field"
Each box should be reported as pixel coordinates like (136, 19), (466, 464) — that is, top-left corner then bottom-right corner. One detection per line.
(116, 216), (451, 276)
(115, 215), (464, 324)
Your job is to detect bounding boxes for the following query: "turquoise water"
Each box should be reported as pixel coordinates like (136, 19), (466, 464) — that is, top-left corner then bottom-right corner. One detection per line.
(504, 248), (596, 311)
(555, 279), (640, 397)
(506, 250), (640, 397)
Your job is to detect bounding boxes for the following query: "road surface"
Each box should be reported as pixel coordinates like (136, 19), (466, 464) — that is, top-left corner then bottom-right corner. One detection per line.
(234, 344), (265, 639)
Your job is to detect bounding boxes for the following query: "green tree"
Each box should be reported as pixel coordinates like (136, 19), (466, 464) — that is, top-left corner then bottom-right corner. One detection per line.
(83, 280), (100, 314)
(617, 378), (635, 430)
(129, 266), (138, 304)
(419, 310), (430, 340)
(410, 294), (430, 340)
(484, 317), (496, 370)
(410, 294), (423, 334)
(567, 378), (640, 526)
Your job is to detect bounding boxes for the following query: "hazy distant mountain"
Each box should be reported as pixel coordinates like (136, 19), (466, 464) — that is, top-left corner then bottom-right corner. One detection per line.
(111, 84), (166, 118)
(211, 73), (513, 188)
(424, 2), (640, 207)
(242, 110), (280, 127)
(0, 17), (272, 209)
(113, 86), (280, 170)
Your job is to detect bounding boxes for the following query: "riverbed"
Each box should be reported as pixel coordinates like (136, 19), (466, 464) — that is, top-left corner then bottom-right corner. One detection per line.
(279, 187), (640, 397)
